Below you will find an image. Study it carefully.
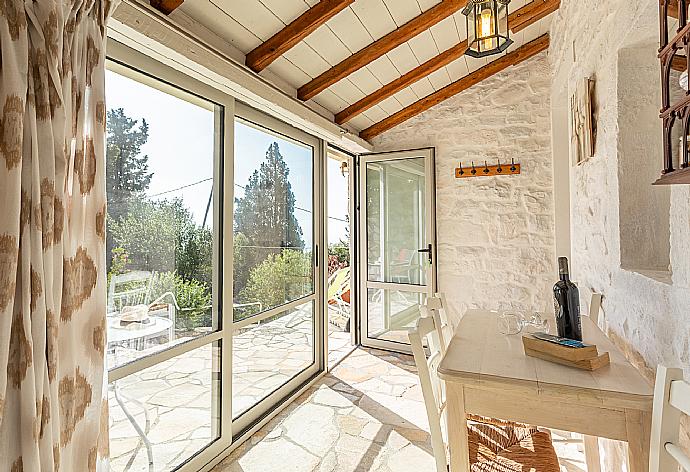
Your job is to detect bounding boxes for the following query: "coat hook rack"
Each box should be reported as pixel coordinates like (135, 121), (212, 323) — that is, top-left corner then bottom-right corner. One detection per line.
(455, 158), (521, 179)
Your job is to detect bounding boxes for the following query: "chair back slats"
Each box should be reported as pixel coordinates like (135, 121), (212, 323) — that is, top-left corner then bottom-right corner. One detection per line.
(669, 380), (690, 415)
(650, 365), (690, 472)
(409, 309), (449, 472)
(665, 443), (690, 471)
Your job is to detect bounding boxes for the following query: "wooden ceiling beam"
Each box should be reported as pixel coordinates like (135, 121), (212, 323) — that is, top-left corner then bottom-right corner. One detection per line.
(246, 0), (354, 73)
(335, 41), (468, 124)
(360, 34), (550, 141)
(508, 0), (560, 33)
(149, 0), (184, 15)
(336, 0), (560, 125)
(297, 0), (468, 101)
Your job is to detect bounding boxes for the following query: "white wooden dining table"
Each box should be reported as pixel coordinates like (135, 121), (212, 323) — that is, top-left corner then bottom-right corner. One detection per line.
(437, 310), (654, 472)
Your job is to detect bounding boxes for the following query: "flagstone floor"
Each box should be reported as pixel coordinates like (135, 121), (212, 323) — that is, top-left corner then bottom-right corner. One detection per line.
(108, 307), (354, 472)
(212, 348), (590, 472)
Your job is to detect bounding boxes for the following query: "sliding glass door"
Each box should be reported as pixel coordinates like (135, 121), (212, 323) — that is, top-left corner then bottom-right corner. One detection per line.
(105, 41), (232, 472)
(358, 149), (437, 352)
(231, 104), (323, 433)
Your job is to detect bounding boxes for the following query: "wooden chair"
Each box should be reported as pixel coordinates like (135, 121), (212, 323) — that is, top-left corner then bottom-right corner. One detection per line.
(410, 308), (561, 472)
(649, 365), (690, 472)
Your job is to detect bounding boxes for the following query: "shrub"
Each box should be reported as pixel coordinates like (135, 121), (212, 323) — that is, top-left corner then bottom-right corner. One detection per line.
(238, 249), (312, 320)
(150, 271), (212, 332)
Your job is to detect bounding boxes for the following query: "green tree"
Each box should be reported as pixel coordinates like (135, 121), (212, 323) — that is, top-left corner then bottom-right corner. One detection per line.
(233, 142), (304, 295)
(109, 197), (213, 287)
(239, 249), (312, 319)
(106, 108), (153, 216)
(106, 108), (153, 270)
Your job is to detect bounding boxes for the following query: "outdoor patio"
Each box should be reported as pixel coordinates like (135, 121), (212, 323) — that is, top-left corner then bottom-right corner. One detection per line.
(108, 307), (354, 472)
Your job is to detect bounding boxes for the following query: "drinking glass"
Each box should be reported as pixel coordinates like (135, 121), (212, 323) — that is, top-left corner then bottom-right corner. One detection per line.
(497, 311), (550, 335)
(497, 312), (523, 335)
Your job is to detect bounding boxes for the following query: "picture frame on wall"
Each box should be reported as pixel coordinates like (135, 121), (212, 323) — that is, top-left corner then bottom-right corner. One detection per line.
(570, 77), (596, 166)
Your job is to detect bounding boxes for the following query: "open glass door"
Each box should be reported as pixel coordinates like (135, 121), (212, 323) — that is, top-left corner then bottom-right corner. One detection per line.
(358, 148), (436, 352)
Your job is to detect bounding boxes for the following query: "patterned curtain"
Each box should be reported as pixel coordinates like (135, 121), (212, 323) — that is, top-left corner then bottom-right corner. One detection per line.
(0, 0), (119, 470)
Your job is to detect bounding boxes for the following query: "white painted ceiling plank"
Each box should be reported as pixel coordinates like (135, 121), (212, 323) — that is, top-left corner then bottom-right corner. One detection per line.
(367, 56), (402, 84)
(361, 105), (388, 123)
(445, 56), (470, 82)
(329, 79), (367, 103)
(282, 41), (331, 77)
(302, 24), (352, 66)
(350, 0), (397, 40)
(387, 43), (422, 76)
(311, 89), (349, 113)
(409, 77), (435, 98)
(377, 95), (404, 115)
(257, 0), (308, 24)
(348, 66), (386, 93)
(382, 0), (421, 27)
(326, 7), (373, 53)
(393, 87), (419, 108)
(429, 15), (461, 52)
(427, 66), (452, 90)
(408, 29), (441, 64)
(181, 0), (261, 53)
(212, 0), (283, 41)
(349, 114), (375, 130)
(416, 0), (441, 10)
(521, 21), (543, 44)
(267, 56), (312, 89)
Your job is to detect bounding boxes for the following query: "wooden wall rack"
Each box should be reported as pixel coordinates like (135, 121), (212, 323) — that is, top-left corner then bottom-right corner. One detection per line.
(455, 160), (521, 178)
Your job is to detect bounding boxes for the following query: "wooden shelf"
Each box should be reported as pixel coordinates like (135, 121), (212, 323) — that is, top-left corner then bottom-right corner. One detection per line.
(654, 166), (690, 185)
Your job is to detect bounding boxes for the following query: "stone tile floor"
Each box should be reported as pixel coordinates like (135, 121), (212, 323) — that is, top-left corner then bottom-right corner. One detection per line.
(109, 307), (355, 472)
(213, 347), (590, 472)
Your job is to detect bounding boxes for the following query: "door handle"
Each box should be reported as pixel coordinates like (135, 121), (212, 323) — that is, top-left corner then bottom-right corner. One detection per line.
(418, 244), (433, 265)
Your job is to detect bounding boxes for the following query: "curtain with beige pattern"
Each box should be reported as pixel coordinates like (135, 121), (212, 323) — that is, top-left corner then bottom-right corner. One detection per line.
(0, 0), (118, 470)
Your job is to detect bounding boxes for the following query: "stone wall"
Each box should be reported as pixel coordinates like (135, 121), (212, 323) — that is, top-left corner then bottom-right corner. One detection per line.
(372, 53), (556, 324)
(550, 0), (690, 467)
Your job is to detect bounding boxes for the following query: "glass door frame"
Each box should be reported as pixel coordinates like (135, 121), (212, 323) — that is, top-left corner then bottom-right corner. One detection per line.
(357, 148), (437, 353)
(325, 146), (359, 366)
(230, 102), (325, 435)
(105, 39), (235, 472)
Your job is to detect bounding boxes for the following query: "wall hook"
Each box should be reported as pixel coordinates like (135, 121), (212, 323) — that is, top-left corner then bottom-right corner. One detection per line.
(455, 159), (521, 179)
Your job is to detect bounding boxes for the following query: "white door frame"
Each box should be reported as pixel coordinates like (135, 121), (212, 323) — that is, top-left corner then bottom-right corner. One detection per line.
(357, 148), (437, 353)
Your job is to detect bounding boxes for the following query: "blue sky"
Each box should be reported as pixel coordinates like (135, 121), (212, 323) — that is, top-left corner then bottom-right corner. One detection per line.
(105, 68), (349, 247)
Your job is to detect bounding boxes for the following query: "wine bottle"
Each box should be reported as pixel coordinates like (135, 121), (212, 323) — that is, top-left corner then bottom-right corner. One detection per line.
(553, 257), (582, 341)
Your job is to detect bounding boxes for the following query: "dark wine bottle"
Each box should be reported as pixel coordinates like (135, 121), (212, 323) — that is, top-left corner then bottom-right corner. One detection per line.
(553, 257), (582, 341)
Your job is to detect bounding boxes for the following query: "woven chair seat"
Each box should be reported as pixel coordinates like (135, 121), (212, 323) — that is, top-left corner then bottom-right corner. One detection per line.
(466, 416), (561, 472)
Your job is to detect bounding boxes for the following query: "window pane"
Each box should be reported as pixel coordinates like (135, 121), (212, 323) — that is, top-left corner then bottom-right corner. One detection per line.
(233, 119), (314, 321)
(366, 158), (427, 285)
(367, 288), (425, 344)
(109, 342), (221, 472)
(105, 67), (220, 370)
(232, 301), (314, 418)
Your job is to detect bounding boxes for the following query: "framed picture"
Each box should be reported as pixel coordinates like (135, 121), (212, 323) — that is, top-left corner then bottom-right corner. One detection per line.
(570, 78), (596, 165)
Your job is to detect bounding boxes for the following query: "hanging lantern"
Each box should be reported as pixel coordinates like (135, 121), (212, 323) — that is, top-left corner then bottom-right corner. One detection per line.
(463, 0), (513, 58)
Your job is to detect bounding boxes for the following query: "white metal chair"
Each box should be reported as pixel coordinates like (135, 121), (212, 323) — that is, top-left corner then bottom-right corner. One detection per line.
(410, 304), (560, 472)
(650, 365), (690, 472)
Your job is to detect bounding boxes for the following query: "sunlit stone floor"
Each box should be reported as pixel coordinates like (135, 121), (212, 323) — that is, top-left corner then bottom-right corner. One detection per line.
(213, 348), (589, 472)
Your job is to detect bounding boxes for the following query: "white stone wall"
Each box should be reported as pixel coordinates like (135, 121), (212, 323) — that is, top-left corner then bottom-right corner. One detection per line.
(550, 0), (690, 466)
(372, 53), (556, 324)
